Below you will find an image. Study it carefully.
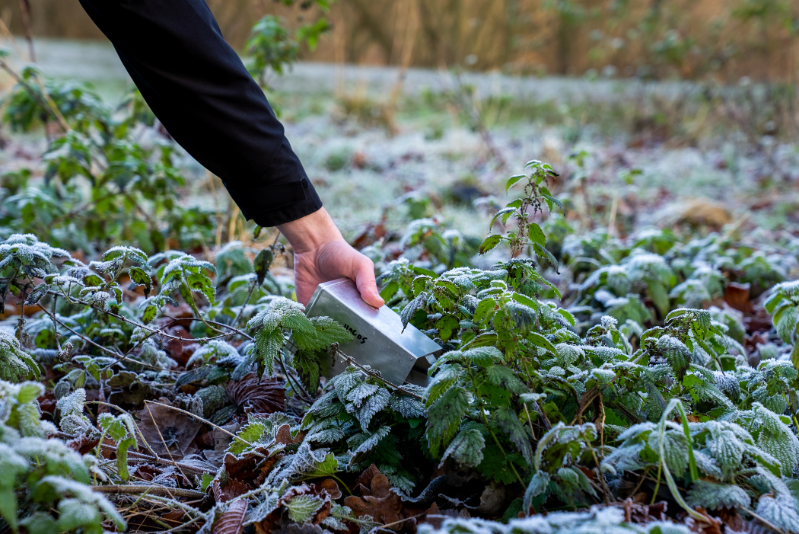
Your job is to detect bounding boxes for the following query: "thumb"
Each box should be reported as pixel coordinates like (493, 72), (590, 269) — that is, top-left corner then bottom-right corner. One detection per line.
(353, 256), (385, 308)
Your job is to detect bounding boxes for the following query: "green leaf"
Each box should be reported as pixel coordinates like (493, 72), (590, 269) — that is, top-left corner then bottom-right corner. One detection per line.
(129, 267), (152, 296)
(495, 406), (533, 465)
(511, 292), (539, 312)
(473, 298), (497, 325)
(141, 304), (158, 324)
(286, 495), (325, 523)
(116, 437), (136, 481)
(647, 280), (670, 317)
(533, 242), (558, 271)
(528, 223), (546, 248)
(0, 487), (18, 531)
(427, 386), (470, 457)
(505, 174), (527, 192)
(401, 293), (426, 330)
(379, 280), (399, 302)
(307, 452), (339, 478)
(436, 315), (460, 342)
(440, 425), (486, 468)
(479, 235), (503, 255)
(254, 248), (274, 286)
(527, 332), (557, 356)
(490, 208), (516, 230)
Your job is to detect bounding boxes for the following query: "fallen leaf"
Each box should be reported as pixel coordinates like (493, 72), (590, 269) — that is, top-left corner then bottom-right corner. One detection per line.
(213, 477), (252, 503)
(66, 434), (100, 455)
(318, 478), (342, 500)
(135, 398), (202, 460)
(213, 498), (248, 534)
(227, 373), (286, 415)
(724, 282), (752, 313)
(344, 472), (403, 529)
(275, 424), (305, 445)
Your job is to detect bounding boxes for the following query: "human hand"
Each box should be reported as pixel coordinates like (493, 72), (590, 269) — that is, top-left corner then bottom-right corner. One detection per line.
(278, 208), (384, 308)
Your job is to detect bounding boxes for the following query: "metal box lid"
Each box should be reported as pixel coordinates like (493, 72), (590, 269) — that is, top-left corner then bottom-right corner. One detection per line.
(304, 278), (442, 385)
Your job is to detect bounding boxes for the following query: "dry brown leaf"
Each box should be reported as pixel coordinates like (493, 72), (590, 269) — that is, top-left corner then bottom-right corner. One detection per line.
(724, 282), (752, 313)
(213, 477), (252, 503)
(227, 373), (286, 415)
(135, 398), (202, 460)
(65, 434), (100, 455)
(213, 498), (248, 534)
(343, 473), (402, 529)
(275, 424), (305, 445)
(353, 464), (381, 494)
(318, 479), (342, 500)
(162, 509), (186, 524)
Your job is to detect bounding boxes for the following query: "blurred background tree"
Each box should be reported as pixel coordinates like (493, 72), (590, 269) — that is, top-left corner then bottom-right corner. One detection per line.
(0, 0), (797, 82)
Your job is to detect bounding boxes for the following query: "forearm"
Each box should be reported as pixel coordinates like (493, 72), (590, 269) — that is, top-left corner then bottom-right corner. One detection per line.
(78, 0), (322, 227)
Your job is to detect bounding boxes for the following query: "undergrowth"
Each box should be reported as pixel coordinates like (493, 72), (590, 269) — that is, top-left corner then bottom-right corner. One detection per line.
(0, 153), (798, 532)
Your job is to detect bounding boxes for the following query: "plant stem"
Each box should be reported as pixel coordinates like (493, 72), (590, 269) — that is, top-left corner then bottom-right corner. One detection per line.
(92, 485), (204, 498)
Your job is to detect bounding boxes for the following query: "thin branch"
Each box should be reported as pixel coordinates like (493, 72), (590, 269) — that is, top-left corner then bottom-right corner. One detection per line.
(92, 485), (204, 498)
(332, 347), (424, 400)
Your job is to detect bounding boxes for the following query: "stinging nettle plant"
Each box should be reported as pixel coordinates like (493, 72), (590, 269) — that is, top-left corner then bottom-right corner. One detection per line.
(480, 160), (563, 268)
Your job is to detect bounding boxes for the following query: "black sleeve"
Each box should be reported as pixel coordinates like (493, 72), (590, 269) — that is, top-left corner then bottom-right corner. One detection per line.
(78, 0), (322, 227)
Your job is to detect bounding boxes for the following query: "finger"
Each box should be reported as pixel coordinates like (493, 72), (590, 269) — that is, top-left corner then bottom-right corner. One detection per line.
(353, 257), (384, 308)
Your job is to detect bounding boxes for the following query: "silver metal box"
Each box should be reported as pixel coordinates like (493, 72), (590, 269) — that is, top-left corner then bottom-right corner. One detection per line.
(304, 278), (442, 386)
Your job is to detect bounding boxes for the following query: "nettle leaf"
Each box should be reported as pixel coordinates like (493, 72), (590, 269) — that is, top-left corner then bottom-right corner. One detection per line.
(754, 402), (799, 475)
(255, 328), (285, 376)
(648, 430), (689, 476)
(25, 283), (49, 306)
(479, 235), (503, 255)
(390, 394), (426, 419)
(528, 223), (546, 248)
(286, 495), (325, 524)
(333, 369), (364, 403)
(427, 386), (471, 457)
(440, 423), (486, 468)
(357, 388), (391, 431)
(485, 365), (528, 394)
(401, 293), (427, 330)
(436, 314), (460, 342)
(253, 248), (274, 286)
(505, 174), (526, 192)
(686, 480), (750, 510)
(128, 267), (152, 296)
(346, 383), (379, 408)
(496, 406), (533, 465)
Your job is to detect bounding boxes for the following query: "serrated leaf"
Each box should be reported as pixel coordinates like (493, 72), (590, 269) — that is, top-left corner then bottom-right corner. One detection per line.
(129, 267), (152, 296)
(528, 223), (546, 248)
(495, 406), (533, 465)
(479, 235), (503, 255)
(427, 386), (470, 457)
(505, 174), (526, 192)
(286, 495), (324, 523)
(440, 426), (485, 468)
(357, 388), (390, 431)
(254, 248), (274, 286)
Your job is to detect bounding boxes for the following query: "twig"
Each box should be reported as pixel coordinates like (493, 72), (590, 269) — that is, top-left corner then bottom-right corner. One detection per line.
(92, 485), (204, 498)
(333, 347), (424, 400)
(36, 303), (123, 359)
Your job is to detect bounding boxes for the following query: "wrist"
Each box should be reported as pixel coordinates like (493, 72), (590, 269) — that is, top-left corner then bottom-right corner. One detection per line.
(277, 207), (344, 254)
